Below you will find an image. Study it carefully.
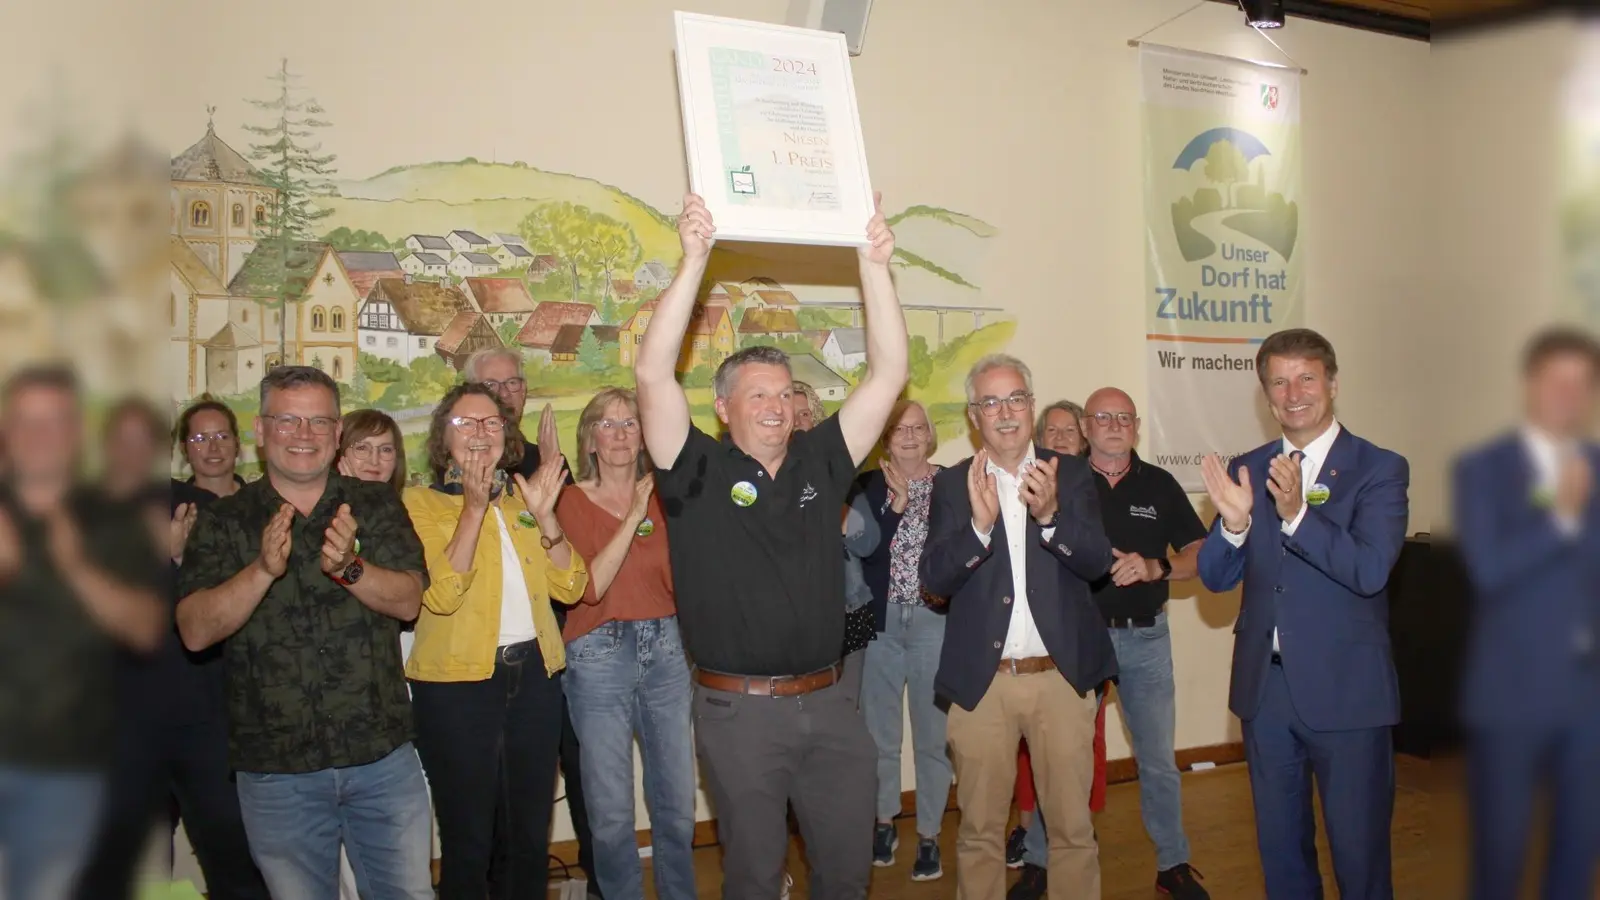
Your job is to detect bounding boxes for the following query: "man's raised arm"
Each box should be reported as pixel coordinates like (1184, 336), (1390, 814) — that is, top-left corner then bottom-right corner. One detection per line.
(635, 194), (714, 470)
(836, 195), (909, 466)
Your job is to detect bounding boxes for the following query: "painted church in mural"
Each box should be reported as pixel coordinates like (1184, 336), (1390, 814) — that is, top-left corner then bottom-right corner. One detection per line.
(167, 68), (1013, 478)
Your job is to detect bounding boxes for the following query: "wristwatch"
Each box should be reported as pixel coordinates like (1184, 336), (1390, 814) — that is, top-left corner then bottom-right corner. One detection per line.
(331, 557), (365, 587)
(1155, 557), (1173, 581)
(1035, 510), (1059, 529)
(540, 531), (567, 550)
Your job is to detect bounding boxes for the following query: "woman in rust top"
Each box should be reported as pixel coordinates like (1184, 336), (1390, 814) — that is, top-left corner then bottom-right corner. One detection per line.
(555, 387), (696, 900)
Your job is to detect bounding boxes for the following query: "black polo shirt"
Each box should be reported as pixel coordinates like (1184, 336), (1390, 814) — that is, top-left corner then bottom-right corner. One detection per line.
(1090, 452), (1207, 619)
(655, 416), (857, 676)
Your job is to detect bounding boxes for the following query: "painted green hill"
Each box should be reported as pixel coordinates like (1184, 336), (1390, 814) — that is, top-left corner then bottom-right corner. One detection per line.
(315, 160), (999, 289)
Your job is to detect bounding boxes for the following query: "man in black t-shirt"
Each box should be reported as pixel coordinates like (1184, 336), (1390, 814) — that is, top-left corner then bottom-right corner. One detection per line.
(1011, 387), (1211, 900)
(636, 192), (908, 899)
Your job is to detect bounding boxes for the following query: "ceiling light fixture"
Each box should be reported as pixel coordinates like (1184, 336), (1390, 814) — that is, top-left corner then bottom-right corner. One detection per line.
(1242, 0), (1285, 29)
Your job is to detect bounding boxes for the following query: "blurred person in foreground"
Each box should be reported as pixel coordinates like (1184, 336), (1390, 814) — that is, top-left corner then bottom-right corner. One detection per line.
(0, 366), (166, 900)
(1453, 325), (1600, 900)
(77, 398), (271, 900)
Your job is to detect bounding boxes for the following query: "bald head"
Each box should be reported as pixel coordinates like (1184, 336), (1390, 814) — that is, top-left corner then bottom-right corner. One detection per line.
(1082, 387), (1139, 460)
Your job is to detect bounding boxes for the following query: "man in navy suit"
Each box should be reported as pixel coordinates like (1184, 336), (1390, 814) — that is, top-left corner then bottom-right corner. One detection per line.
(921, 354), (1114, 900)
(1197, 328), (1409, 900)
(1453, 326), (1600, 900)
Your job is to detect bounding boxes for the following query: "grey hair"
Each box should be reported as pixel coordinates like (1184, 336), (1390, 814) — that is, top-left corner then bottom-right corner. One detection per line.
(259, 365), (340, 414)
(462, 347), (524, 384)
(964, 353), (1033, 403)
(713, 345), (791, 401)
(1035, 399), (1085, 446)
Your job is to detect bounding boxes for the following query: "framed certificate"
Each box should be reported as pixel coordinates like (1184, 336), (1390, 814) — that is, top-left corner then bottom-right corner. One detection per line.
(674, 11), (876, 247)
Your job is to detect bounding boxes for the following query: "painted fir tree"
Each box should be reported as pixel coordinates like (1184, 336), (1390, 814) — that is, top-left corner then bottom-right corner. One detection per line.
(243, 58), (337, 366)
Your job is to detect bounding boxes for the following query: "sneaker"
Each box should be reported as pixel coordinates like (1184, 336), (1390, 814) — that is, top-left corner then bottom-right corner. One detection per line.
(1006, 862), (1048, 900)
(871, 822), (899, 866)
(911, 838), (942, 881)
(1156, 863), (1210, 899)
(779, 871), (793, 900)
(1005, 825), (1027, 868)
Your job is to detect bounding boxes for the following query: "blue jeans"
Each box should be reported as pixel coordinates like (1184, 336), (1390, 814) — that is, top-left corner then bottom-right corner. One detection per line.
(1025, 611), (1189, 871)
(862, 602), (951, 838)
(235, 743), (434, 900)
(0, 767), (104, 900)
(564, 617), (697, 900)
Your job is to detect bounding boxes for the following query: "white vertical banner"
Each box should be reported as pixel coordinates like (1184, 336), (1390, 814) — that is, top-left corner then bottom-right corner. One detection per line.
(1141, 45), (1305, 490)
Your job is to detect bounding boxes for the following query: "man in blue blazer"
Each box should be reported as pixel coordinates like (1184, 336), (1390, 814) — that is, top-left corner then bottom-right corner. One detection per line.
(1453, 326), (1600, 900)
(921, 354), (1114, 900)
(1197, 328), (1409, 900)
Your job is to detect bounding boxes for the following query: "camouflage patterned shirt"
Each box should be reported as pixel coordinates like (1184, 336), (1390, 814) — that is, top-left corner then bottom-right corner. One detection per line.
(177, 474), (428, 774)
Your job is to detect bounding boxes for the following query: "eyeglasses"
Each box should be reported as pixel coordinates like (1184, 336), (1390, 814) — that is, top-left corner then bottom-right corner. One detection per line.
(449, 415), (507, 434)
(479, 378), (525, 393)
(593, 418), (639, 433)
(266, 414), (337, 436)
(970, 393), (1033, 417)
(185, 431), (236, 445)
(892, 424), (930, 437)
(1089, 412), (1136, 428)
(348, 443), (396, 461)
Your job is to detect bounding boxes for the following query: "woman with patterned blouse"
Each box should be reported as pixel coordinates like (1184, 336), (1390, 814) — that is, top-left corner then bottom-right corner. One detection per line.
(855, 399), (950, 882)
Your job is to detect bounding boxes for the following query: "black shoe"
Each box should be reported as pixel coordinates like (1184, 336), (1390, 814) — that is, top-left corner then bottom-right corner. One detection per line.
(1156, 863), (1210, 899)
(911, 837), (942, 881)
(1005, 825), (1027, 868)
(1006, 862), (1047, 900)
(872, 822), (898, 867)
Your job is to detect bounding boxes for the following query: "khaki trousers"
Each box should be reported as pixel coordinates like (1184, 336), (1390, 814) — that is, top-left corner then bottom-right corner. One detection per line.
(947, 668), (1100, 900)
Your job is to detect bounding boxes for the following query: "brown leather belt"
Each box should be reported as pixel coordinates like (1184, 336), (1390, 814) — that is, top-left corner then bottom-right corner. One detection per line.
(998, 656), (1057, 676)
(695, 661), (845, 697)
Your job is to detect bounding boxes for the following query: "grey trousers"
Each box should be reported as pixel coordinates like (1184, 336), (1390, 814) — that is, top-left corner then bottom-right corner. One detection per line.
(693, 674), (876, 900)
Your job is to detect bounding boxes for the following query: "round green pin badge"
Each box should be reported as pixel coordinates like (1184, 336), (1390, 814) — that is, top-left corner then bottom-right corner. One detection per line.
(730, 481), (758, 507)
(517, 511), (537, 529)
(352, 537), (361, 556)
(1306, 483), (1331, 506)
(636, 517), (655, 537)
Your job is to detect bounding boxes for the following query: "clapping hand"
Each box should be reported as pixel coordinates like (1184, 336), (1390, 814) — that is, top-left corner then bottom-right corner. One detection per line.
(536, 403), (560, 469)
(1200, 454), (1253, 533)
(514, 457), (568, 526)
(256, 503), (294, 580)
(882, 457), (910, 513)
(171, 502), (198, 563)
(1109, 549), (1160, 586)
(628, 475), (654, 526)
(320, 504), (359, 576)
(460, 449), (496, 514)
(1266, 454), (1304, 522)
(1018, 457), (1060, 526)
(968, 450), (1000, 535)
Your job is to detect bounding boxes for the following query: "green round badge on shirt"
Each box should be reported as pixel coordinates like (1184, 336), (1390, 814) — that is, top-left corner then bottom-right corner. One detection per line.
(730, 481), (758, 507)
(517, 511), (537, 529)
(636, 517), (655, 537)
(352, 537), (361, 556)
(1306, 483), (1331, 506)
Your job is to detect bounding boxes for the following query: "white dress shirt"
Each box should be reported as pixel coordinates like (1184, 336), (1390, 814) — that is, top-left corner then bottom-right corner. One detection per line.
(972, 444), (1057, 660)
(1220, 419), (1341, 653)
(495, 508), (537, 647)
(1522, 425), (1583, 537)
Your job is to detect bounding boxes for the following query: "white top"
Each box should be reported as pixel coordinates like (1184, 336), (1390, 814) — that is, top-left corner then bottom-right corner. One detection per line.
(494, 508), (537, 647)
(972, 444), (1059, 660)
(1220, 419), (1342, 653)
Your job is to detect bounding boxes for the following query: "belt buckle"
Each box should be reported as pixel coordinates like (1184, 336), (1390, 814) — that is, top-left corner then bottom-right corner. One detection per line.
(1006, 658), (1018, 676)
(766, 675), (782, 697)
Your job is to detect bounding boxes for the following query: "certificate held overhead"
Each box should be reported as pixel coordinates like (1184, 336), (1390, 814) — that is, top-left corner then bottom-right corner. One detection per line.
(673, 10), (876, 247)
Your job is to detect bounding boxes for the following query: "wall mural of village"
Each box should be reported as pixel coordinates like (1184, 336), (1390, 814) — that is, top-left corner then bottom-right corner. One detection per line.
(169, 61), (1012, 479)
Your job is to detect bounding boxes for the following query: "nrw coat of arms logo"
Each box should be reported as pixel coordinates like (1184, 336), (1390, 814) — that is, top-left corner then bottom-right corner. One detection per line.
(1260, 84), (1280, 110)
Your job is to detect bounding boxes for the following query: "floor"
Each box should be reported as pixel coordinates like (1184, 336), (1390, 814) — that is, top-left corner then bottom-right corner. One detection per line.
(550, 754), (1547, 899)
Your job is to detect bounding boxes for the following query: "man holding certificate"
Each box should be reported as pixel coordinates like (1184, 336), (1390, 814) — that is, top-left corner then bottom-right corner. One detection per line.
(636, 192), (906, 899)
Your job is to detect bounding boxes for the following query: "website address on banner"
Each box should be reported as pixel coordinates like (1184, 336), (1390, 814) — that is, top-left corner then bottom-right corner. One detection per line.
(1153, 452), (1244, 468)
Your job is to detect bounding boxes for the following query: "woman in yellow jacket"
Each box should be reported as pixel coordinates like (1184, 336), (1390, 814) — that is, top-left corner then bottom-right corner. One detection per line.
(402, 382), (588, 900)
